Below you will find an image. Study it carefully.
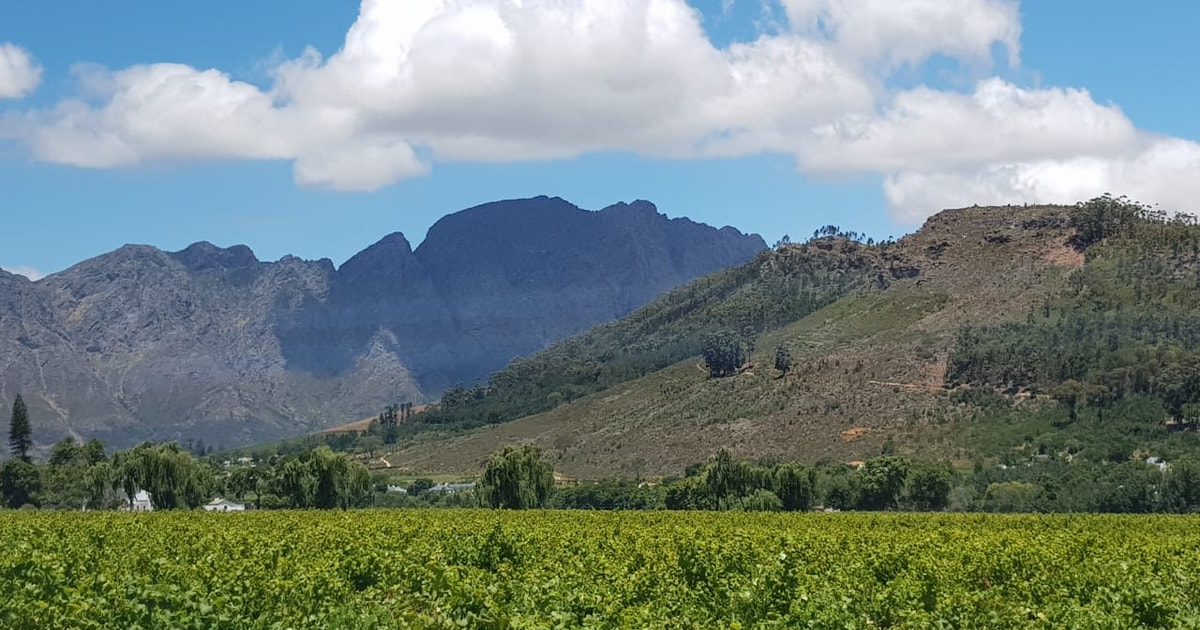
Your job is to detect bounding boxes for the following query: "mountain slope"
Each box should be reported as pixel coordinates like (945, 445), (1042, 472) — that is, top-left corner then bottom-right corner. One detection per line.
(388, 203), (1105, 477)
(327, 197), (767, 392)
(0, 197), (764, 451)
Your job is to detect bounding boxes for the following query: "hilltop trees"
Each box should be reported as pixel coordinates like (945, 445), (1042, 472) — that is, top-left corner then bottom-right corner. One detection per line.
(8, 395), (32, 462)
(480, 444), (553, 509)
(1160, 355), (1200, 422)
(1068, 194), (1149, 250)
(703, 330), (746, 378)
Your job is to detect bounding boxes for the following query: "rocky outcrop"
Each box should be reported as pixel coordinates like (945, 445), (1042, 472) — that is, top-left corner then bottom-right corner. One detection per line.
(0, 197), (764, 450)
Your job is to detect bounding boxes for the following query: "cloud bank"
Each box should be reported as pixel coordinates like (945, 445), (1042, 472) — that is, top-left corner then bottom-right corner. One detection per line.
(0, 43), (41, 99)
(0, 1), (1197, 223)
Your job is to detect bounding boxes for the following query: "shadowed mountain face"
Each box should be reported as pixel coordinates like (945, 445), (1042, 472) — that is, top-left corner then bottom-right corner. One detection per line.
(0, 197), (765, 450)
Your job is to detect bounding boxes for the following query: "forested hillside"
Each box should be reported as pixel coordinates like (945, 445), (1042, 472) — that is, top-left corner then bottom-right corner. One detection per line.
(415, 227), (906, 429)
(364, 197), (1200, 478)
(947, 197), (1200, 417)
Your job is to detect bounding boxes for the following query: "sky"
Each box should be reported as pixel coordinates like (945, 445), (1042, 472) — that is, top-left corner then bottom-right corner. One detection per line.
(0, 1), (1197, 280)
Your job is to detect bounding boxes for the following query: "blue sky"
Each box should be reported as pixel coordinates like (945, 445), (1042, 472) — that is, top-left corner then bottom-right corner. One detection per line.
(0, 1), (1197, 278)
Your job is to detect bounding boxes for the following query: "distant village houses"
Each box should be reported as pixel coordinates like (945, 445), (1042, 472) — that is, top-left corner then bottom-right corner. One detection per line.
(203, 498), (246, 512)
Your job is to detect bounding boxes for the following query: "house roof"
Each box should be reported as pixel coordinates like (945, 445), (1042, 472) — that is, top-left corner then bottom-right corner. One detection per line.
(430, 482), (475, 492)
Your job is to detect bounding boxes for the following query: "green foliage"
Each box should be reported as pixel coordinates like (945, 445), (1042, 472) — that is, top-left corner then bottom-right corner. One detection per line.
(667, 451), (817, 512)
(40, 438), (110, 510)
(731, 489), (783, 512)
(407, 477), (434, 496)
(947, 197), (1200, 436)
(112, 443), (214, 510)
(0, 459), (40, 508)
(773, 462), (816, 511)
(856, 456), (910, 510)
(549, 480), (665, 510)
(664, 476), (713, 510)
(225, 466), (261, 502)
(773, 343), (793, 375)
(1068, 194), (1152, 250)
(982, 482), (1042, 513)
(1050, 379), (1094, 422)
(266, 447), (372, 509)
(480, 444), (553, 509)
(904, 462), (954, 511)
(702, 329), (747, 377)
(7, 511), (1200, 627)
(704, 449), (752, 508)
(7, 395), (31, 463)
(820, 467), (861, 510)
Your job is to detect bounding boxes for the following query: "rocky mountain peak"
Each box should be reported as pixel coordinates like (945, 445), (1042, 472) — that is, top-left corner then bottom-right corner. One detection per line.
(338, 232), (417, 281)
(171, 242), (260, 273)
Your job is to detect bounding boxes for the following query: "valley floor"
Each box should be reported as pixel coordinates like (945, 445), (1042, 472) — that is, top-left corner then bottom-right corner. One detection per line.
(2, 510), (1196, 628)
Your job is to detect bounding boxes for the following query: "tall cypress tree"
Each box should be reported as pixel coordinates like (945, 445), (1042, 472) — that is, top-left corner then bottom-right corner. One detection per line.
(8, 395), (32, 463)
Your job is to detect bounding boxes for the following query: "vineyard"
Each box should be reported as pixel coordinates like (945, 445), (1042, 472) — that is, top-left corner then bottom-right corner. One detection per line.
(2, 511), (1198, 628)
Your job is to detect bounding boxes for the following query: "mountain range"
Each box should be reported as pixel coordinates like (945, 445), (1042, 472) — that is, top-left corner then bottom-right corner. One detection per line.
(0, 197), (765, 450)
(380, 198), (1200, 478)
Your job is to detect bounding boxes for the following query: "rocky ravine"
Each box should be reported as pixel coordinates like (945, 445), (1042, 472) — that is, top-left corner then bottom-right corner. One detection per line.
(0, 197), (765, 450)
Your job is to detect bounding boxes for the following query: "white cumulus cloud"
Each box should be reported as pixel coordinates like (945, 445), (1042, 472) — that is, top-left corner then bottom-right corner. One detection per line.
(0, 0), (1196, 224)
(882, 137), (1200, 224)
(802, 79), (1139, 173)
(779, 0), (1021, 68)
(0, 43), (42, 99)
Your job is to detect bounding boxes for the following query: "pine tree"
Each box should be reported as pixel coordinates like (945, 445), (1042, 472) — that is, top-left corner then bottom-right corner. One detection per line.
(8, 395), (32, 463)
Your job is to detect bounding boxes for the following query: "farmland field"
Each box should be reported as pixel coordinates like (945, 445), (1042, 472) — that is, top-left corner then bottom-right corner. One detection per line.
(2, 511), (1198, 629)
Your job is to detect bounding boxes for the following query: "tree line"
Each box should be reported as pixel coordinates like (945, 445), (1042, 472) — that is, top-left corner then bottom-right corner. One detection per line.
(13, 392), (1200, 515)
(478, 445), (1200, 515)
(2, 395), (374, 510)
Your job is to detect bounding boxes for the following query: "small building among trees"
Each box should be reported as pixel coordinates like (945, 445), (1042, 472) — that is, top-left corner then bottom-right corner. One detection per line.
(126, 490), (153, 512)
(203, 498), (246, 512)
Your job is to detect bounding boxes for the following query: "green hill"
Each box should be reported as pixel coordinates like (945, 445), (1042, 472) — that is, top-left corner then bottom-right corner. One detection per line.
(346, 198), (1200, 479)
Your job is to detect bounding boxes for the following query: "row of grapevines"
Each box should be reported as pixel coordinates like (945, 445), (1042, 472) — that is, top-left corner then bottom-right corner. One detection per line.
(1, 511), (1198, 628)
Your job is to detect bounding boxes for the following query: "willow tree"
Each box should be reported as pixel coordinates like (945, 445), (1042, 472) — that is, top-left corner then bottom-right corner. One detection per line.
(268, 447), (372, 509)
(704, 449), (751, 510)
(480, 444), (553, 509)
(111, 442), (213, 510)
